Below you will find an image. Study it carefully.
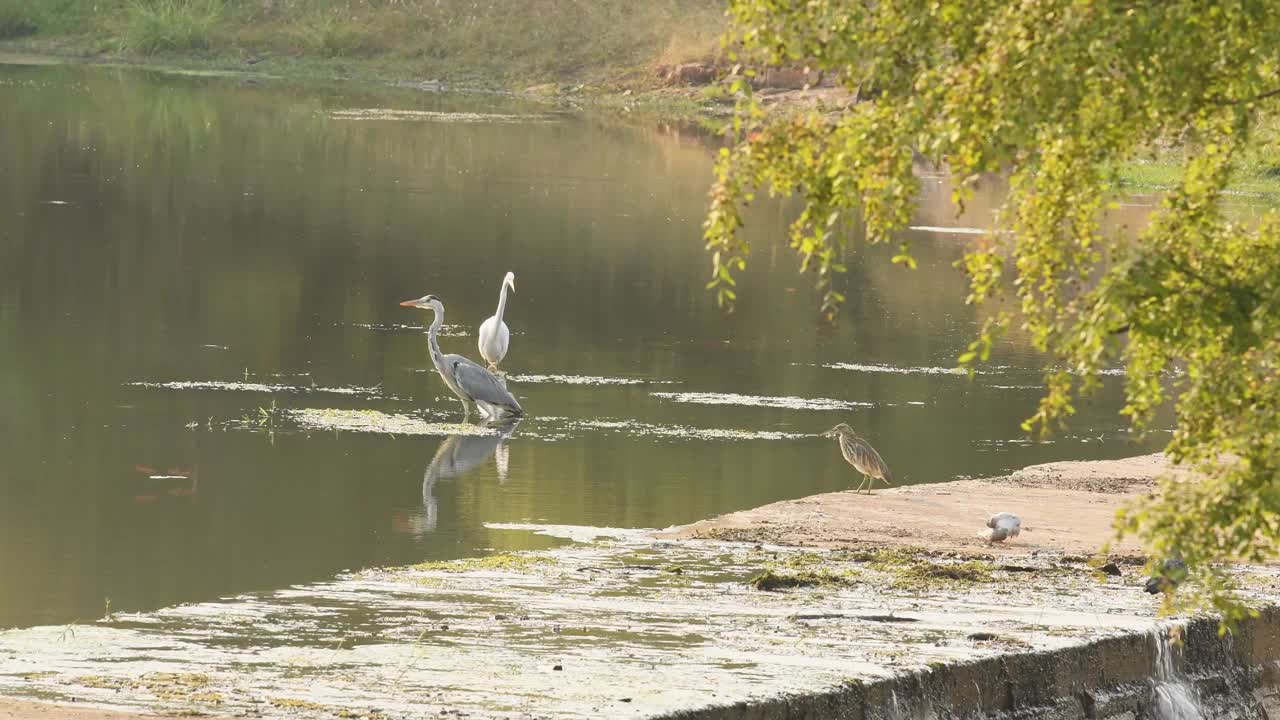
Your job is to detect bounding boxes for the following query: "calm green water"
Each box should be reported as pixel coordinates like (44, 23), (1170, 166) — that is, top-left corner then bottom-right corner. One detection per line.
(0, 61), (1156, 629)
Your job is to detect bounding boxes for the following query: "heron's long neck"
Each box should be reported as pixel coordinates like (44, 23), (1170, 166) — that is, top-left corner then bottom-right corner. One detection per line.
(493, 283), (510, 324)
(427, 308), (446, 368)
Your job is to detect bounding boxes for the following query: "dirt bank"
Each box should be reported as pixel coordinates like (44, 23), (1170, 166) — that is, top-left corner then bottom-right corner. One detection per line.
(663, 454), (1177, 558)
(0, 698), (195, 720)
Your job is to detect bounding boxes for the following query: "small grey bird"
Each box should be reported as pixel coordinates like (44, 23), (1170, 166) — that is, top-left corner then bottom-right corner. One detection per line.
(821, 423), (893, 494)
(1144, 557), (1187, 595)
(984, 512), (1022, 542)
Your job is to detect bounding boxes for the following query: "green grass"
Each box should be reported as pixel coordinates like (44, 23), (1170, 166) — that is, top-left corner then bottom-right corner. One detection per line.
(0, 0), (725, 89)
(119, 0), (223, 55)
(290, 11), (378, 58)
(0, 0), (39, 38)
(1117, 157), (1280, 198)
(1115, 115), (1280, 198)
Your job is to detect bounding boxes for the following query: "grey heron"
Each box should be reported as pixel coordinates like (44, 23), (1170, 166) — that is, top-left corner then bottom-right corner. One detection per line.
(400, 294), (524, 420)
(984, 512), (1022, 542)
(1144, 557), (1187, 595)
(822, 423), (893, 494)
(478, 271), (515, 371)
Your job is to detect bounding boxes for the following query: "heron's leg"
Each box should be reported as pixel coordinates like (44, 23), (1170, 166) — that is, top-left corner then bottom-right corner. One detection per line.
(856, 475), (868, 494)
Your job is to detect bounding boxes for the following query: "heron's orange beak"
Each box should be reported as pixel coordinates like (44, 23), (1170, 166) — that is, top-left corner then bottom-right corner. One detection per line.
(399, 299), (417, 307)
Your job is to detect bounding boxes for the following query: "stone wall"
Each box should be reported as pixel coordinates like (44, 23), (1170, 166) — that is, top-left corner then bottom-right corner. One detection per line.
(669, 607), (1280, 719)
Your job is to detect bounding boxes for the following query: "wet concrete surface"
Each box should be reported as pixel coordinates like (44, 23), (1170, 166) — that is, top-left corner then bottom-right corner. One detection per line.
(663, 455), (1182, 557)
(3, 518), (1279, 719)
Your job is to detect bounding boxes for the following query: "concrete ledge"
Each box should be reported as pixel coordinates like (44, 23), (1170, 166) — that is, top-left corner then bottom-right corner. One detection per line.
(669, 611), (1280, 719)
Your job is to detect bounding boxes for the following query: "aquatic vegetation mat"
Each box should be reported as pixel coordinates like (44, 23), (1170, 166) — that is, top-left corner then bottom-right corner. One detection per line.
(129, 380), (382, 396)
(529, 416), (812, 441)
(819, 362), (1126, 379)
(506, 373), (676, 386)
(287, 409), (495, 436)
(327, 109), (559, 123)
(822, 362), (980, 376)
(651, 391), (873, 410)
(342, 321), (470, 337)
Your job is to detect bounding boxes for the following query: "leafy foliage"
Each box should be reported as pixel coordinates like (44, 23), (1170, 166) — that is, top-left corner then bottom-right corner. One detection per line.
(707, 0), (1280, 616)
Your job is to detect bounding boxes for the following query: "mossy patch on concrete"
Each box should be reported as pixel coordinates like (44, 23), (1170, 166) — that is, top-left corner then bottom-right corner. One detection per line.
(268, 697), (327, 711)
(266, 697), (387, 718)
(74, 672), (223, 705)
(744, 545), (1001, 593)
(748, 568), (861, 591)
(412, 553), (554, 573)
(881, 559), (998, 590)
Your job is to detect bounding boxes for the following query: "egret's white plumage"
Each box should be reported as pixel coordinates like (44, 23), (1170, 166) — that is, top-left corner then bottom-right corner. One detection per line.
(478, 272), (515, 370)
(983, 512), (1022, 542)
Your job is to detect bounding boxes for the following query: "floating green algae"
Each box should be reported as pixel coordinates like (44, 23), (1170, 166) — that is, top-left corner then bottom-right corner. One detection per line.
(651, 391), (872, 411)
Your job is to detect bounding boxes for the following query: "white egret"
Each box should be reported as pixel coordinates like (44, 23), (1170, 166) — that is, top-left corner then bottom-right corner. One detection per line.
(478, 271), (515, 371)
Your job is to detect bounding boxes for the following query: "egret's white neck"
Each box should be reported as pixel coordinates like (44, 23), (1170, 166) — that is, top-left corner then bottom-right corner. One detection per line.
(494, 282), (511, 323)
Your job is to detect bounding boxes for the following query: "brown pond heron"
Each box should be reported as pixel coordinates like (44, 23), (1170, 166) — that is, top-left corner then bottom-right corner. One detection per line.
(822, 423), (893, 494)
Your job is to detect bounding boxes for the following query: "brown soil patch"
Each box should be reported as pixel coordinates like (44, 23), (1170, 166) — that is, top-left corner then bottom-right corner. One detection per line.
(661, 454), (1177, 558)
(0, 698), (207, 720)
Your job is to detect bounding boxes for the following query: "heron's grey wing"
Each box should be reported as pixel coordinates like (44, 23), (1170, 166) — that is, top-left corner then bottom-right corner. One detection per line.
(449, 356), (524, 413)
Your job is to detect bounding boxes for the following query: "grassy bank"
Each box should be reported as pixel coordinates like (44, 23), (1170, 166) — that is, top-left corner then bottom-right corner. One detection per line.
(0, 0), (725, 91)
(4, 1), (1278, 199)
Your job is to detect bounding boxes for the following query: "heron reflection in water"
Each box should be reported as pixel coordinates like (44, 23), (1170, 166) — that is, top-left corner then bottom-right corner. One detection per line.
(401, 420), (522, 537)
